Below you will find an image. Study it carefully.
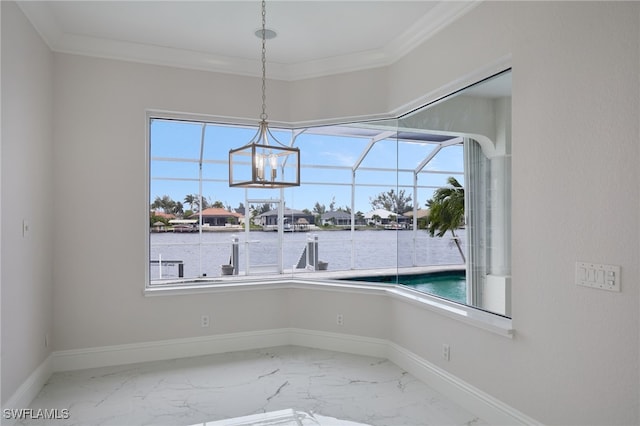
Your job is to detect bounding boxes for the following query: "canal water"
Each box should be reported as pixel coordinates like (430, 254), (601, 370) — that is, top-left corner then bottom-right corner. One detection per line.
(150, 229), (465, 280)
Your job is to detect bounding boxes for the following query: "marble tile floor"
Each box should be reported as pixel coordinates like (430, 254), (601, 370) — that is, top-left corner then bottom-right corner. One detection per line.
(18, 346), (487, 426)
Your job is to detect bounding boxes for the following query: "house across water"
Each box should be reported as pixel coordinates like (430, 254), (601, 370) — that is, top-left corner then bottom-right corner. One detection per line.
(190, 207), (244, 227)
(256, 208), (315, 231)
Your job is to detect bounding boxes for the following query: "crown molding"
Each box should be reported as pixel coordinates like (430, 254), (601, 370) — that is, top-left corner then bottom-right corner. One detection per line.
(18, 1), (480, 81)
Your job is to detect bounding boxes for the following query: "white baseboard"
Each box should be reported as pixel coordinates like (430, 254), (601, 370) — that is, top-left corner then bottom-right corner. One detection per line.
(288, 328), (388, 358)
(1, 354), (53, 426)
(6, 328), (539, 425)
(51, 328), (291, 372)
(386, 342), (541, 426)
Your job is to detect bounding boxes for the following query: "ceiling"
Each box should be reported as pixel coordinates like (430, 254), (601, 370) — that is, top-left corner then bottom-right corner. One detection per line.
(18, 1), (479, 81)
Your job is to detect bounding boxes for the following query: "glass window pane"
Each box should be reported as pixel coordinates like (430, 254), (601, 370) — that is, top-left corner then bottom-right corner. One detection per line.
(148, 69), (510, 317)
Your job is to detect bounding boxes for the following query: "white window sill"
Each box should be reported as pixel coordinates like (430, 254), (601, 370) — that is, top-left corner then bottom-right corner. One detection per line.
(144, 278), (514, 338)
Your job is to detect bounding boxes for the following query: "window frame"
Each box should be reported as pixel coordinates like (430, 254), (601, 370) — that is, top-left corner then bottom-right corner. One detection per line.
(144, 66), (512, 329)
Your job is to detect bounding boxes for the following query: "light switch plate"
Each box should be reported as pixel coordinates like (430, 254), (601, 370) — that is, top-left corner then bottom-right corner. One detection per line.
(576, 262), (620, 292)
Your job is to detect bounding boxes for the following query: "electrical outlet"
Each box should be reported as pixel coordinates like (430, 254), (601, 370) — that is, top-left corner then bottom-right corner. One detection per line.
(336, 313), (344, 325)
(442, 344), (450, 361)
(201, 315), (210, 328)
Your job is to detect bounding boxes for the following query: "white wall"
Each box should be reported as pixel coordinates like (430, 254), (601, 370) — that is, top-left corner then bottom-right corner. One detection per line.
(510, 4), (639, 423)
(398, 5), (639, 424)
(2, 2), (639, 424)
(0, 1), (54, 405)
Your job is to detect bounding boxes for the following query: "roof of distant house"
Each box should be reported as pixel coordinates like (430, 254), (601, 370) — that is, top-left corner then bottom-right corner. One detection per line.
(403, 209), (430, 219)
(364, 209), (406, 219)
(151, 211), (176, 219)
(195, 208), (243, 218)
(258, 208), (309, 217)
(321, 211), (352, 220)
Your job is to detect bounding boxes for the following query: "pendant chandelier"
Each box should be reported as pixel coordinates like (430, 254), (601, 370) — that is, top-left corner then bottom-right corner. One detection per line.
(228, 0), (300, 188)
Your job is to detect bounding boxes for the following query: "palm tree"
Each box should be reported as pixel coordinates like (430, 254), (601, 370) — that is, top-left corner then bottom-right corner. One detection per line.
(151, 195), (175, 213)
(184, 194), (198, 211)
(426, 177), (465, 262)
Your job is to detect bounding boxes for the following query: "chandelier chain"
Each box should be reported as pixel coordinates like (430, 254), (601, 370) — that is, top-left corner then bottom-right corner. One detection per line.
(228, 0), (300, 188)
(260, 0), (267, 122)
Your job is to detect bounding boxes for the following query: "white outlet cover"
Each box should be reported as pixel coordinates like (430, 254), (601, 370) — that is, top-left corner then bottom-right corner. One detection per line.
(201, 315), (210, 327)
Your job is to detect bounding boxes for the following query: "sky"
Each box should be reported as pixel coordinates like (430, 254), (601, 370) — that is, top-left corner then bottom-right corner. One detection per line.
(149, 118), (464, 215)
